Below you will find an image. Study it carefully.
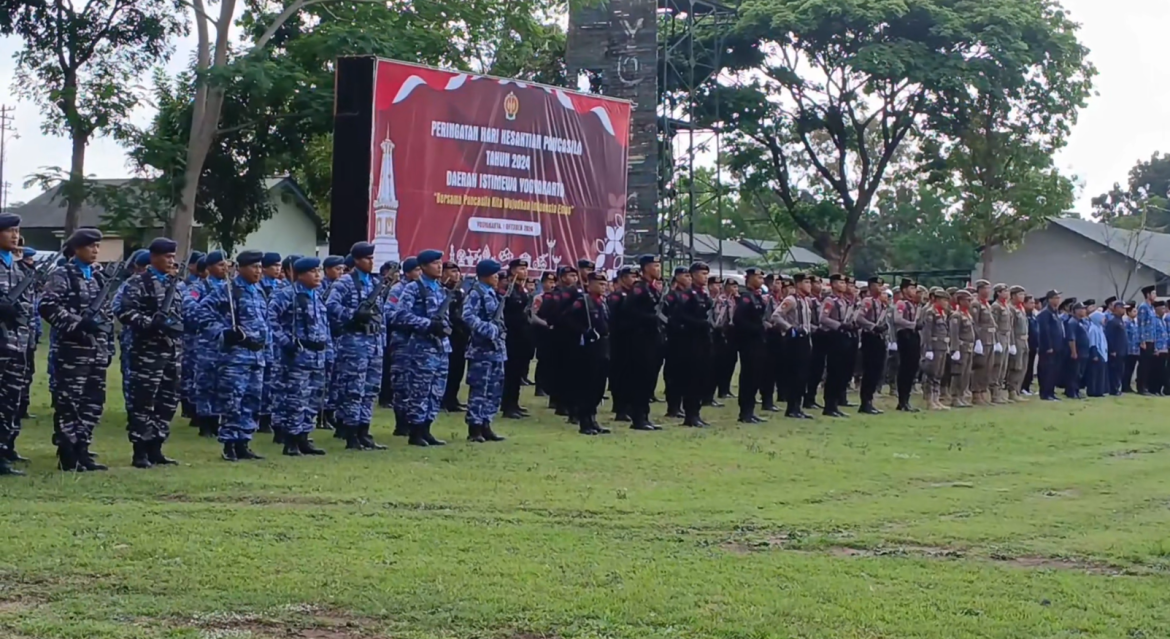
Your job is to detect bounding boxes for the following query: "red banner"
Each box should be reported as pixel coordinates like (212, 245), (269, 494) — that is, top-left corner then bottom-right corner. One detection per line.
(366, 59), (632, 275)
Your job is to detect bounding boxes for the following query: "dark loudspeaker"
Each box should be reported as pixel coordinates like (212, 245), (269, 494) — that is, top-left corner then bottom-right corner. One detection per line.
(329, 56), (376, 256)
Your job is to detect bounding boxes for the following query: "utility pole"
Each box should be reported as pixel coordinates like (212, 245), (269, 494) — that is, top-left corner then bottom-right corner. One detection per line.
(0, 105), (14, 212)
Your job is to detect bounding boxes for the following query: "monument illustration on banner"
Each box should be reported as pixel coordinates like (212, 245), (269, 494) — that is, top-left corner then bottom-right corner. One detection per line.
(372, 135), (401, 263)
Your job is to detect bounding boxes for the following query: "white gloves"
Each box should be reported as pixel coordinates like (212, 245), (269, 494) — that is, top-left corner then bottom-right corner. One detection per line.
(925, 351), (935, 361)
(888, 342), (898, 352)
(994, 342), (1004, 353)
(951, 351), (961, 362)
(1009, 344), (1017, 355)
(974, 340), (984, 355)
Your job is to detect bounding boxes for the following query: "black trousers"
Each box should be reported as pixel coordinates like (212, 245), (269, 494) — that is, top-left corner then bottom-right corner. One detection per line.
(629, 335), (660, 420)
(1064, 355), (1086, 397)
(806, 332), (829, 406)
(859, 332), (887, 404)
(1109, 356), (1125, 395)
(895, 330), (921, 405)
(823, 332), (852, 411)
(575, 342), (610, 419)
(444, 337), (468, 405)
(1124, 354), (1138, 392)
(737, 338), (766, 417)
(663, 338), (682, 412)
(502, 342), (526, 410)
(757, 333), (780, 406)
(608, 335), (630, 415)
(682, 338), (713, 418)
(1039, 351), (1062, 398)
(783, 334), (811, 414)
(716, 332), (737, 396)
(1137, 347), (1156, 393)
(1022, 347), (1038, 391)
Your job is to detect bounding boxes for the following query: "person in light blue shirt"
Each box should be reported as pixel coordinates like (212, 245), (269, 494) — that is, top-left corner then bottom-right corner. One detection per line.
(1083, 300), (1108, 397)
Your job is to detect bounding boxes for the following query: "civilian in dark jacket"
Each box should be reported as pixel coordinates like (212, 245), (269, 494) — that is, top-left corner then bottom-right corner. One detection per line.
(1035, 291), (1065, 401)
(1105, 301), (1128, 396)
(1064, 302), (1089, 399)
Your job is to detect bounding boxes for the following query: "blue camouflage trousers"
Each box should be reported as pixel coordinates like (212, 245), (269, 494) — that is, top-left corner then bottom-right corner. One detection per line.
(390, 347), (409, 413)
(194, 341), (220, 418)
(323, 345), (337, 411)
(403, 346), (448, 425)
(180, 334), (198, 402)
(335, 333), (382, 427)
(217, 362), (262, 443)
(119, 330), (132, 408)
(279, 362), (325, 436)
(260, 346), (277, 418)
(466, 359), (504, 425)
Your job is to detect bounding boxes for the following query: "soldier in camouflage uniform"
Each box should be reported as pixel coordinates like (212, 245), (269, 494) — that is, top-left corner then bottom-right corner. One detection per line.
(269, 256), (330, 457)
(179, 251), (205, 419)
(257, 252), (284, 437)
(990, 283), (1014, 404)
(113, 238), (185, 468)
(1007, 285), (1031, 402)
(384, 256), (420, 439)
(40, 228), (116, 472)
(319, 255), (345, 431)
(193, 252), (229, 437)
(114, 250), (150, 411)
(919, 288), (951, 411)
(0, 213), (32, 475)
(392, 249), (451, 447)
(462, 259), (508, 443)
(948, 290), (977, 408)
(969, 280), (996, 405)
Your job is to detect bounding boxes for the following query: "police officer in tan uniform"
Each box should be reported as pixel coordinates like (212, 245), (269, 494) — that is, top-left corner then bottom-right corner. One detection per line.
(1007, 285), (1030, 402)
(919, 288), (951, 410)
(990, 283), (1014, 404)
(950, 290), (977, 408)
(970, 279), (997, 405)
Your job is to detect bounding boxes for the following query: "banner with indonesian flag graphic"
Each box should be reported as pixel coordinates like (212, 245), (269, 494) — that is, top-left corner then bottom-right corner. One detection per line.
(366, 59), (632, 275)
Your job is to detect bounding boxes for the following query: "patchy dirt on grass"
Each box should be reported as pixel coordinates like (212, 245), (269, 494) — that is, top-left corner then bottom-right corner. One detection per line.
(1105, 443), (1170, 459)
(187, 606), (379, 639)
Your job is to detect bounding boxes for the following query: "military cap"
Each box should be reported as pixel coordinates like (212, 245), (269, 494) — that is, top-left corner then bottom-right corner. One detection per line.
(556, 265), (577, 277)
(66, 228), (102, 249)
(899, 278), (915, 289)
(293, 256), (320, 275)
(792, 272), (808, 283)
(498, 270), (509, 279)
(1104, 296), (1117, 308)
(867, 276), (884, 286)
(351, 242), (376, 259)
(0, 212), (20, 230)
(196, 257), (207, 272)
(724, 278), (739, 287)
(1057, 298), (1073, 311)
(1064, 296), (1078, 307)
(1126, 302), (1136, 310)
(931, 287), (948, 299)
(381, 260), (400, 273)
(809, 275), (821, 283)
(1043, 289), (1060, 301)
(133, 249), (150, 267)
(617, 265), (636, 277)
(442, 260), (459, 270)
(1157, 300), (1167, 309)
(323, 255), (345, 269)
(993, 283), (1008, 294)
(1009, 285), (1025, 294)
(709, 274), (723, 284)
(417, 249), (443, 265)
(21, 246), (35, 259)
(577, 258), (595, 270)
(237, 250), (264, 267)
(509, 258), (528, 270)
(945, 286), (958, 295)
(1072, 302), (1086, 311)
(955, 290), (972, 301)
(261, 252), (282, 267)
(148, 237), (177, 254)
(476, 259), (501, 278)
(780, 275), (793, 285)
(829, 273), (844, 282)
(689, 261), (710, 274)
(205, 251), (225, 266)
(673, 266), (688, 277)
(637, 254), (659, 267)
(586, 271), (606, 282)
(1083, 299), (1096, 307)
(1142, 285), (1157, 296)
(188, 252), (205, 265)
(763, 273), (776, 284)
(401, 256), (420, 272)
(343, 254), (355, 269)
(1112, 299), (1126, 309)
(745, 267), (764, 277)
(541, 271), (556, 282)
(974, 279), (991, 289)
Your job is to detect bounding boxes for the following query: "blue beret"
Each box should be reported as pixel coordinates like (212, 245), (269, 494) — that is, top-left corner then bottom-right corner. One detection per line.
(417, 249), (443, 265)
(196, 257), (207, 272)
(282, 255), (302, 272)
(237, 250), (264, 267)
(401, 257), (419, 272)
(293, 256), (321, 275)
(638, 254), (659, 267)
(323, 255), (344, 269)
(0, 213), (21, 230)
(350, 242), (375, 259)
(188, 251), (205, 265)
(133, 250), (151, 267)
(205, 251), (225, 266)
(22, 247), (36, 258)
(262, 252), (282, 267)
(56, 256), (68, 266)
(476, 259), (501, 278)
(66, 228), (103, 249)
(343, 255), (355, 268)
(149, 237), (177, 254)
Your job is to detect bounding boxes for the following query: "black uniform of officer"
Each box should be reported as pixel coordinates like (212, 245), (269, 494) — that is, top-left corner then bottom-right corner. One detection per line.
(442, 261), (469, 412)
(501, 258), (533, 418)
(672, 262), (714, 427)
(733, 268), (768, 423)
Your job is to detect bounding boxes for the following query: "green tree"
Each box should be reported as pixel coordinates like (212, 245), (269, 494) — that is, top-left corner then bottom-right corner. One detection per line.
(5, 0), (186, 235)
(1091, 153), (1170, 231)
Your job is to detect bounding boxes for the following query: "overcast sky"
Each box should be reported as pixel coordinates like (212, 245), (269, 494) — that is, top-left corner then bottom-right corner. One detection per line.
(0, 0), (1165, 215)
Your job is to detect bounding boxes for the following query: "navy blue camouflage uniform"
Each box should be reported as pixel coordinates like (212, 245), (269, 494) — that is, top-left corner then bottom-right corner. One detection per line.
(462, 277), (507, 442)
(393, 274), (451, 445)
(269, 280), (332, 454)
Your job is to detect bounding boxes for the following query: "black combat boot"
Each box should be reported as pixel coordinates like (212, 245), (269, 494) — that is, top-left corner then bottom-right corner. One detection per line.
(0, 457), (24, 476)
(408, 423), (429, 447)
(481, 422), (506, 442)
(502, 406), (526, 419)
(57, 444), (84, 471)
(589, 415), (611, 435)
(4, 434), (27, 463)
(467, 422), (486, 443)
(282, 436), (302, 456)
(148, 440), (178, 465)
(257, 414), (272, 434)
(273, 428), (285, 445)
(234, 441), (264, 460)
(422, 422), (446, 446)
(334, 420), (348, 439)
(630, 413), (655, 431)
(297, 433), (326, 456)
(358, 425), (387, 450)
(180, 399), (194, 419)
(665, 398), (683, 419)
(76, 442), (107, 471)
(392, 411), (409, 437)
(221, 442), (238, 462)
(131, 442), (153, 469)
(344, 424), (364, 450)
(578, 418), (599, 435)
(859, 402), (882, 415)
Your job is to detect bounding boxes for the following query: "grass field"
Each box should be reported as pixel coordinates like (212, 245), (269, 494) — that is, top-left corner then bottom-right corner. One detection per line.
(3, 359), (1170, 639)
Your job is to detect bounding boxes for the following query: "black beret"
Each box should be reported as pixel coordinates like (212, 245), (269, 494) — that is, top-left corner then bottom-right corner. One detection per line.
(148, 237), (177, 254)
(1082, 299), (1096, 306)
(829, 273), (844, 282)
(556, 265), (578, 277)
(442, 260), (459, 270)
(1104, 296), (1117, 308)
(0, 212), (20, 230)
(577, 259), (595, 270)
(587, 271), (606, 282)
(724, 278), (739, 286)
(323, 255), (345, 269)
(744, 267), (763, 277)
(638, 254), (659, 267)
(673, 266), (688, 277)
(66, 228), (103, 249)
(792, 273), (807, 283)
(351, 242), (376, 259)
(899, 278), (916, 289)
(237, 250), (264, 267)
(689, 261), (710, 273)
(1156, 301), (1167, 309)
(868, 276), (884, 286)
(188, 252), (205, 265)
(540, 271), (556, 282)
(617, 265), (636, 277)
(509, 258), (528, 270)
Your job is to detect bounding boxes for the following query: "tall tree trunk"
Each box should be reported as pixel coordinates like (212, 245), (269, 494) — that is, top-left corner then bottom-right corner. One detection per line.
(980, 247), (994, 280)
(63, 131), (88, 238)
